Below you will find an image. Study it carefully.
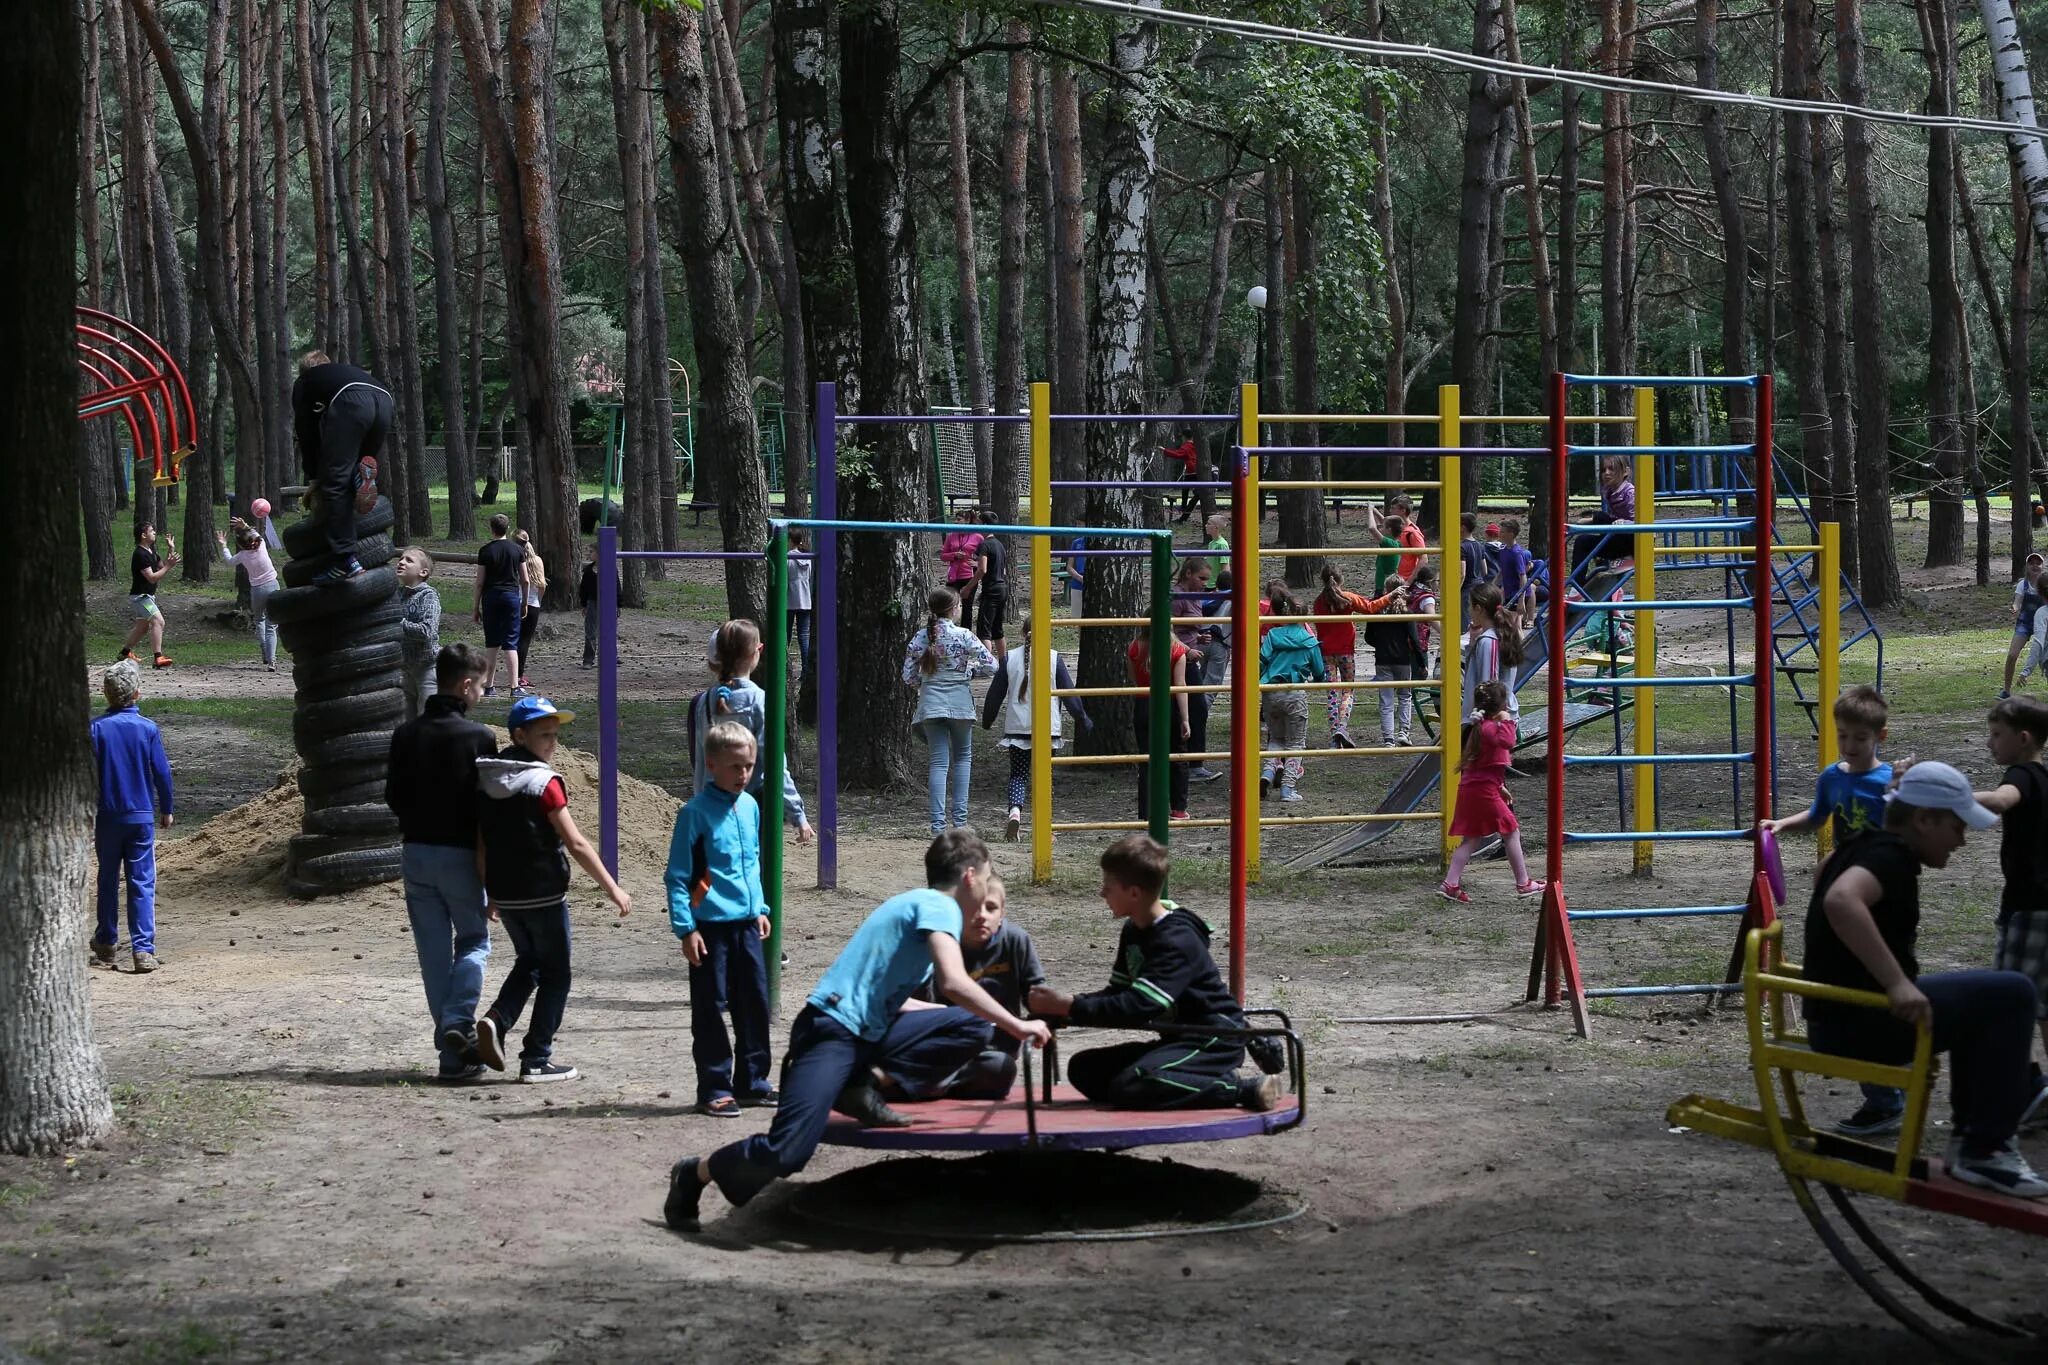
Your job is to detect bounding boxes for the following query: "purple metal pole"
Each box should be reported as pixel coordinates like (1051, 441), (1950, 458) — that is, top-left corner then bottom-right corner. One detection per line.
(598, 524), (620, 878)
(816, 381), (839, 890)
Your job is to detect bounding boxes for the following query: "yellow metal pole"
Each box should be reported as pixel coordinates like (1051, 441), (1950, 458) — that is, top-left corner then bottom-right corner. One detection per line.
(1438, 384), (1462, 864)
(1632, 387), (1656, 875)
(1241, 382), (1262, 883)
(1816, 520), (1841, 860)
(1030, 381), (1055, 882)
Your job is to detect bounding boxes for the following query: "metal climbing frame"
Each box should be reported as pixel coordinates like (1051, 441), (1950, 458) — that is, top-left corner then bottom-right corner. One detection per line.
(1530, 372), (1840, 1037)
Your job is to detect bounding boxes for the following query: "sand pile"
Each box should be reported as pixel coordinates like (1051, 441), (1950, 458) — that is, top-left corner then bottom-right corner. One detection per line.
(157, 739), (681, 889)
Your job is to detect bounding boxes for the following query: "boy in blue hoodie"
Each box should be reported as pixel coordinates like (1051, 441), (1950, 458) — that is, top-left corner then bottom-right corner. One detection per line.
(667, 720), (776, 1117)
(1258, 584), (1327, 802)
(90, 660), (175, 973)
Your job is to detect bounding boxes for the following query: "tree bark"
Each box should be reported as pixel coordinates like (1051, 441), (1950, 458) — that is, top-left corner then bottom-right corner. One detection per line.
(1, 0), (114, 1157)
(448, 0), (580, 608)
(652, 2), (768, 624)
(640, 12), (679, 556)
(946, 15), (992, 498)
(837, 0), (929, 786)
(1283, 168), (1328, 586)
(991, 30), (1032, 530)
(1599, 0), (1638, 385)
(78, 0), (118, 582)
(1980, 0), (2048, 262)
(1048, 64), (1087, 530)
(426, 0), (475, 539)
(773, 0), (860, 413)
(2016, 140), (2038, 580)
(1839, 0), (1899, 595)
(380, 0), (432, 540)
(599, 0), (651, 605)
(1921, 0), (1966, 571)
(1781, 0), (1841, 557)
(1699, 0), (1752, 450)
(1454, 0), (1509, 508)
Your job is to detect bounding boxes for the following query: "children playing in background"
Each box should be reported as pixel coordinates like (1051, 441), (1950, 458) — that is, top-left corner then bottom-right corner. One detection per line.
(1259, 582), (1326, 803)
(1201, 513), (1230, 579)
(981, 619), (1090, 842)
(1572, 454), (1637, 574)
(578, 543), (602, 670)
(215, 518), (279, 670)
(120, 522), (179, 669)
(689, 620), (815, 845)
(1494, 519), (1536, 629)
(1461, 582), (1524, 734)
(1410, 563), (1442, 683)
(1440, 680), (1544, 905)
(1311, 565), (1397, 750)
(666, 721), (777, 1118)
(1364, 575), (1422, 748)
(1127, 619), (1195, 823)
(472, 513), (526, 699)
(90, 659), (173, 973)
(973, 523), (1009, 653)
(395, 547), (442, 722)
(515, 529), (547, 691)
(1971, 696), (2048, 1131)
(1762, 686), (1892, 852)
(1799, 761), (2046, 1197)
(788, 528), (816, 679)
(2006, 553), (2046, 699)
(474, 696), (633, 1083)
(1027, 835), (1282, 1113)
(1459, 512), (1495, 610)
(940, 509), (985, 626)
(903, 586), (999, 837)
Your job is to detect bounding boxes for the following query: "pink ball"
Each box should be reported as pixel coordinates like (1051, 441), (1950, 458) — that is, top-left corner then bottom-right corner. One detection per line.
(250, 498), (271, 519)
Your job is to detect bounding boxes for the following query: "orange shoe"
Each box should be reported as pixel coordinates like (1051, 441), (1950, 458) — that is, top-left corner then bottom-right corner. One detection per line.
(152, 654), (173, 669)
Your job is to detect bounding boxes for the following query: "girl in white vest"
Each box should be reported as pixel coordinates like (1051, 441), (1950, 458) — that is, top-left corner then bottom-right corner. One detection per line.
(979, 618), (1092, 842)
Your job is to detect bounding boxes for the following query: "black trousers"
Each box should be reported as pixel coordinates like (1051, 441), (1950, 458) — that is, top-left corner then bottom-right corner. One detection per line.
(312, 384), (393, 559)
(1135, 706), (1191, 819)
(1068, 1035), (1246, 1110)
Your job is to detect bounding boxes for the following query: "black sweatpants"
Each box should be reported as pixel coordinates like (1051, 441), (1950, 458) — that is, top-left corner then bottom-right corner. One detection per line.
(1067, 1034), (1246, 1110)
(1135, 706), (1191, 820)
(312, 383), (393, 559)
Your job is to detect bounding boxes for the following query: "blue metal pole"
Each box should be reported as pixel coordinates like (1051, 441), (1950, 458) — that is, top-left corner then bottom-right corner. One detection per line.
(816, 382), (839, 891)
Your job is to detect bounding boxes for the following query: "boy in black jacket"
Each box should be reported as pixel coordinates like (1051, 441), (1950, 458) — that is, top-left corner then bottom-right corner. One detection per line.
(474, 695), (633, 1082)
(1029, 835), (1281, 1112)
(385, 644), (498, 1079)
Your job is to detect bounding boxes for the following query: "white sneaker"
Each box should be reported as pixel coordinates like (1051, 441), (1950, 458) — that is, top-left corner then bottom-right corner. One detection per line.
(1004, 806), (1021, 842)
(1947, 1137), (2048, 1199)
(1279, 787), (1305, 804)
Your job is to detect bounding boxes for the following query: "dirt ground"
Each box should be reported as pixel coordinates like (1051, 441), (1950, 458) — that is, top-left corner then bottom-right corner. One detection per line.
(10, 513), (2048, 1362)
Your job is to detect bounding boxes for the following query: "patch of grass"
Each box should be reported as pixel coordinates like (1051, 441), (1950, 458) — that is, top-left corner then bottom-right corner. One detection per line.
(144, 696), (296, 742)
(112, 1079), (274, 1156)
(0, 1176), (46, 1211)
(133, 1321), (238, 1363)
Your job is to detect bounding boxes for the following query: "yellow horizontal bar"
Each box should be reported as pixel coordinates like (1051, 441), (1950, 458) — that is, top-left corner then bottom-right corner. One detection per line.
(1753, 972), (1893, 1012)
(1260, 745), (1436, 759)
(1049, 811), (1445, 832)
(1050, 684), (1232, 698)
(1260, 413), (1416, 425)
(1757, 1045), (1916, 1090)
(1261, 678), (1445, 692)
(1463, 413), (1636, 426)
(1053, 616), (1219, 629)
(1258, 480), (1444, 491)
(1261, 612), (1441, 624)
(1259, 546), (1444, 558)
(1051, 818), (1234, 831)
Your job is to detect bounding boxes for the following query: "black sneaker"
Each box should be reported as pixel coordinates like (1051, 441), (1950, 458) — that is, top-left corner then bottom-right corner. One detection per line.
(474, 1015), (506, 1071)
(519, 1061), (578, 1084)
(91, 941), (117, 965)
(1241, 1073), (1282, 1112)
(833, 1081), (913, 1128)
(1247, 1035), (1286, 1076)
(311, 558), (364, 585)
(1330, 732), (1356, 750)
(440, 1023), (477, 1060)
(436, 1063), (488, 1085)
(738, 1088), (780, 1109)
(1259, 773), (1272, 800)
(1948, 1138), (2048, 1198)
(665, 1158), (705, 1232)
(1833, 1102), (1905, 1138)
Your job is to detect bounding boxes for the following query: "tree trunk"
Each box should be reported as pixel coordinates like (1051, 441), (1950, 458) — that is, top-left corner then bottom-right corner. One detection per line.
(1957, 264), (1993, 585)
(1699, 0), (1752, 449)
(449, 0), (580, 609)
(1781, 0), (1841, 555)
(426, 0), (474, 539)
(652, 2), (768, 624)
(837, 0), (929, 787)
(640, 13), (679, 556)
(773, 0), (860, 408)
(599, 0), (650, 605)
(1810, 92), (1858, 572)
(78, 0), (118, 582)
(338, 2), (378, 364)
(380, 0), (432, 540)
(1599, 0), (1637, 386)
(947, 15), (992, 498)
(1, 0), (114, 1156)
(1839, 0), (1898, 594)
(2017, 141), (2039, 581)
(242, 0), (282, 515)
(1453, 0), (1508, 509)
(1980, 0), (2048, 261)
(1922, 0), (1966, 570)
(295, 0), (338, 352)
(1048, 64), (1087, 530)
(991, 31), (1031, 530)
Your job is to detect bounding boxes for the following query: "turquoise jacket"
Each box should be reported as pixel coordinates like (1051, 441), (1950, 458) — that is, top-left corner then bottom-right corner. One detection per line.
(664, 785), (768, 936)
(1259, 623), (1327, 685)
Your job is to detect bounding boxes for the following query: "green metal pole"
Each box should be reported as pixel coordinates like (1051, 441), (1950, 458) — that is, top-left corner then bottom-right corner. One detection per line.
(763, 525), (790, 1013)
(1148, 534), (1172, 845)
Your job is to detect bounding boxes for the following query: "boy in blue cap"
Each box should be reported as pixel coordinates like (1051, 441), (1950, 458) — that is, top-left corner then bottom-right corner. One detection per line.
(664, 830), (1051, 1232)
(474, 695), (633, 1082)
(91, 659), (174, 972)
(666, 720), (777, 1116)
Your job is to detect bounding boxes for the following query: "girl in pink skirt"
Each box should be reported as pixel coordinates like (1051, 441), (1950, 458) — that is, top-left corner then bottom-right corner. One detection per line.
(1441, 679), (1545, 904)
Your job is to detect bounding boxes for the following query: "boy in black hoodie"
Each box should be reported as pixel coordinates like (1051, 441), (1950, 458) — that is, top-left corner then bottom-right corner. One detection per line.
(1029, 835), (1281, 1111)
(474, 695), (633, 1082)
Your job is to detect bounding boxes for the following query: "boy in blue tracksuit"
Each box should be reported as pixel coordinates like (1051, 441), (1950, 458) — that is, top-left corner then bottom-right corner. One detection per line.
(666, 720), (776, 1117)
(90, 660), (174, 973)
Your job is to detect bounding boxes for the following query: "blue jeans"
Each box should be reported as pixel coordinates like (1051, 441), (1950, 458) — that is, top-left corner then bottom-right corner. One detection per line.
(793, 610), (814, 677)
(690, 919), (773, 1105)
(1805, 969), (2039, 1152)
(704, 1004), (994, 1206)
(402, 843), (492, 1072)
(485, 901), (573, 1067)
(94, 817), (156, 955)
(876, 1006), (996, 1099)
(920, 717), (973, 833)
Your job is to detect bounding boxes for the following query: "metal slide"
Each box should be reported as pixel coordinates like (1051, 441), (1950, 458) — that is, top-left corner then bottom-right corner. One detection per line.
(1281, 565), (1634, 872)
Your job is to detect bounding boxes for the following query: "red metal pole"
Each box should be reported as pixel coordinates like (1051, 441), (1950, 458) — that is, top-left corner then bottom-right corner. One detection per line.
(1228, 443), (1250, 1002)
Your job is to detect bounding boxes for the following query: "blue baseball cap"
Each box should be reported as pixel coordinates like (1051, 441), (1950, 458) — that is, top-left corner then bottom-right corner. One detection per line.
(507, 695), (575, 730)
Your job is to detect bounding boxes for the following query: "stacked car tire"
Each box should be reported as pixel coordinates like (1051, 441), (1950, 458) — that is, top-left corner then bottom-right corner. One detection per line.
(272, 496), (406, 898)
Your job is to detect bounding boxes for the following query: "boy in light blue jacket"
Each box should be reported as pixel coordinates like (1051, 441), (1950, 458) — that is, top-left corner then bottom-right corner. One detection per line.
(667, 720), (776, 1117)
